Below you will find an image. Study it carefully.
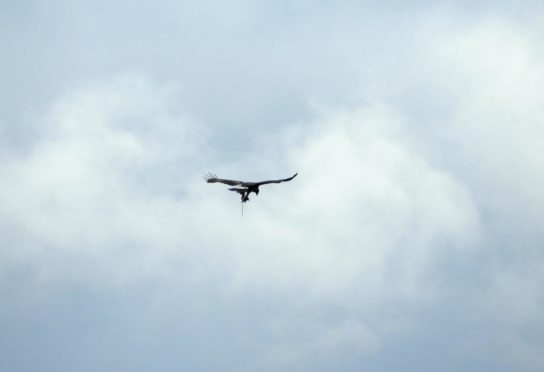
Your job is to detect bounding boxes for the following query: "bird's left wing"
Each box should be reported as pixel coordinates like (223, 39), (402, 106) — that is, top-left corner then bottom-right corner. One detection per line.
(254, 173), (298, 186)
(205, 173), (245, 186)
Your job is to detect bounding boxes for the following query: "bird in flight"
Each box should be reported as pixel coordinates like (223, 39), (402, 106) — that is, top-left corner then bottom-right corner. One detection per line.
(205, 172), (298, 203)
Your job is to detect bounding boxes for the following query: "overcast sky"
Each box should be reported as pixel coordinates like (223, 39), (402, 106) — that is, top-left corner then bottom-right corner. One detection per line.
(1, 1), (544, 371)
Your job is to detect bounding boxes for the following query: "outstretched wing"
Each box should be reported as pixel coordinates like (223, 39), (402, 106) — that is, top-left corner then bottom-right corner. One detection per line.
(254, 173), (298, 186)
(205, 173), (245, 186)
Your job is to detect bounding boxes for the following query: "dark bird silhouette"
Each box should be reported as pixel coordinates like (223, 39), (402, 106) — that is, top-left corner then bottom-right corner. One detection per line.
(205, 172), (298, 203)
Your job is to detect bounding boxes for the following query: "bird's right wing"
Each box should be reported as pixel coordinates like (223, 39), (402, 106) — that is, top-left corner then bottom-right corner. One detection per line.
(205, 173), (245, 186)
(254, 173), (298, 186)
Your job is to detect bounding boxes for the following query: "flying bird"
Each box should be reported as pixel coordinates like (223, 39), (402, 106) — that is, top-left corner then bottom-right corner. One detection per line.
(205, 172), (298, 203)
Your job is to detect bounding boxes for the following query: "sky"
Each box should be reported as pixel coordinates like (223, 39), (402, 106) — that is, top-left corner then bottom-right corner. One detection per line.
(1, 1), (544, 371)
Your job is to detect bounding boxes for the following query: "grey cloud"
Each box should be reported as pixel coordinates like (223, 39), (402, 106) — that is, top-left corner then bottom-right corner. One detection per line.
(1, 75), (480, 371)
(1, 2), (544, 371)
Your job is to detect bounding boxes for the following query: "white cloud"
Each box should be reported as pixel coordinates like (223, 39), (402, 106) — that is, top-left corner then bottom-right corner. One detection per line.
(0, 74), (482, 369)
(420, 19), (544, 370)
(214, 104), (480, 298)
(428, 20), (544, 218)
(0, 76), (205, 286)
(2, 4), (544, 371)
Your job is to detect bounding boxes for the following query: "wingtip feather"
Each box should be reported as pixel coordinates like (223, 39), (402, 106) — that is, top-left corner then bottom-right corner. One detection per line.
(204, 172), (218, 183)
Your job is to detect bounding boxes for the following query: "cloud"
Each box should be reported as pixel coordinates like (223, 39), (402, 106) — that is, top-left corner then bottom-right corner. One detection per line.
(0, 70), (483, 370)
(440, 21), (544, 217)
(417, 19), (544, 371)
(2, 3), (544, 371)
(0, 76), (205, 284)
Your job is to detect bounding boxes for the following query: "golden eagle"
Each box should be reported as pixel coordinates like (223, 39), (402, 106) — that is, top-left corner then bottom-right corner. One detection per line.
(205, 173), (298, 203)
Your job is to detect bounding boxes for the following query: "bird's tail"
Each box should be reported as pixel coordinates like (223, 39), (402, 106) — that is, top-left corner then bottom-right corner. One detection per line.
(228, 187), (247, 195)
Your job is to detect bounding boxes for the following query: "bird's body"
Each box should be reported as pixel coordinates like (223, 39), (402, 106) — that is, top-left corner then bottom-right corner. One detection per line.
(205, 173), (298, 203)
